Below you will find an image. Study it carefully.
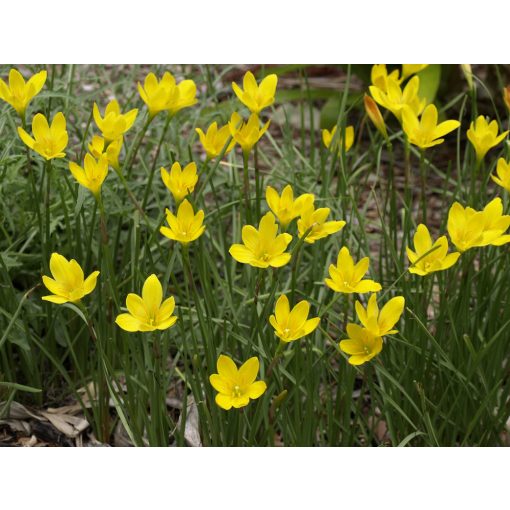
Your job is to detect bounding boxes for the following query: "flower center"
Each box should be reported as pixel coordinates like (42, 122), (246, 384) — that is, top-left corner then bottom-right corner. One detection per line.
(41, 138), (57, 155)
(261, 252), (270, 261)
(363, 346), (371, 355)
(232, 385), (242, 398)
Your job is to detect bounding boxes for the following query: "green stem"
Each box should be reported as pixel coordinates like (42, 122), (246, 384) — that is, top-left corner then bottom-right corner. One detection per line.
(290, 226), (312, 304)
(266, 340), (286, 380)
(404, 136), (411, 206)
(142, 114), (172, 209)
(254, 144), (261, 219)
(385, 139), (398, 252)
(242, 151), (252, 224)
(419, 150), (427, 224)
(97, 196), (120, 309)
(43, 159), (53, 271)
(124, 113), (153, 180)
(471, 159), (482, 205)
(76, 301), (110, 443)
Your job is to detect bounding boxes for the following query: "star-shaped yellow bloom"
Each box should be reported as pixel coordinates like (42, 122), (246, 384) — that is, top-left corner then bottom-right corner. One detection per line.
(491, 158), (510, 193)
(447, 198), (510, 252)
(160, 199), (206, 245)
(69, 153), (109, 198)
(479, 197), (510, 246)
(371, 64), (401, 92)
(402, 104), (460, 149)
(325, 247), (381, 293)
(322, 125), (355, 154)
(209, 355), (267, 410)
(166, 78), (198, 116)
(269, 294), (320, 343)
(297, 204), (345, 244)
(18, 112), (68, 160)
(229, 212), (292, 269)
(42, 253), (99, 304)
(232, 71), (278, 114)
(340, 324), (383, 366)
(0, 68), (47, 117)
(115, 274), (178, 333)
(229, 112), (270, 155)
(160, 162), (198, 203)
(406, 224), (460, 276)
(195, 121), (236, 160)
(138, 71), (179, 117)
(355, 293), (405, 337)
(370, 75), (426, 122)
(266, 185), (314, 228)
(467, 116), (509, 162)
(93, 99), (138, 143)
(88, 135), (123, 172)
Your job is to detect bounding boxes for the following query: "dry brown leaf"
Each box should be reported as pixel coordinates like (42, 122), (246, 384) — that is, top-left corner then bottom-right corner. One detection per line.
(39, 411), (89, 438)
(176, 396), (202, 447)
(0, 400), (89, 440)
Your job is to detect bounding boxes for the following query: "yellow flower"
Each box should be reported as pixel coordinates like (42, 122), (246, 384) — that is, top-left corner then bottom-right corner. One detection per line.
(166, 78), (198, 116)
(138, 71), (179, 117)
(265, 185), (314, 228)
(297, 204), (346, 244)
(69, 153), (109, 198)
(209, 355), (267, 410)
(479, 198), (510, 246)
(355, 293), (405, 337)
(160, 199), (205, 245)
(325, 247), (381, 293)
(195, 121), (236, 160)
(229, 112), (270, 155)
(406, 224), (460, 276)
(229, 212), (292, 269)
(504, 86), (510, 112)
(401, 64), (429, 80)
(17, 112), (68, 160)
(371, 64), (401, 92)
(115, 274), (178, 333)
(370, 75), (426, 122)
(491, 158), (510, 193)
(322, 125), (355, 154)
(269, 294), (320, 343)
(93, 99), (138, 143)
(160, 162), (198, 203)
(42, 253), (99, 304)
(447, 198), (510, 252)
(447, 202), (485, 252)
(402, 104), (460, 149)
(88, 135), (123, 171)
(364, 94), (387, 139)
(467, 116), (509, 162)
(0, 68), (47, 117)
(339, 324), (383, 366)
(232, 71), (278, 114)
